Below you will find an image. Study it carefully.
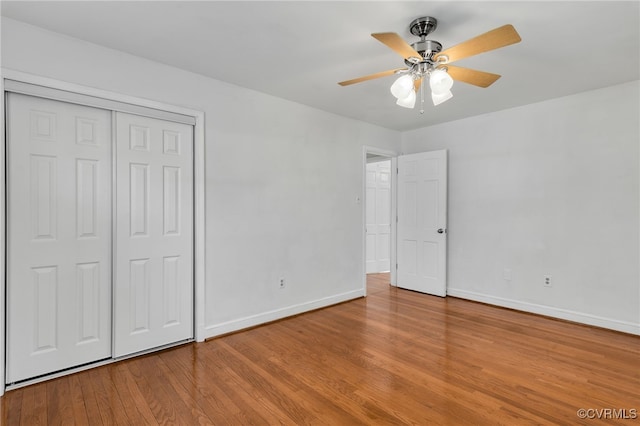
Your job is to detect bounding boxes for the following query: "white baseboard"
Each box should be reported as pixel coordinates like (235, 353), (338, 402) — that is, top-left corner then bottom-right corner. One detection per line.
(204, 289), (366, 339)
(447, 288), (640, 336)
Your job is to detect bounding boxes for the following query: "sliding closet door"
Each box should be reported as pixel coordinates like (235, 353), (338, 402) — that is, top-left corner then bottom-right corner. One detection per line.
(6, 93), (112, 383)
(114, 112), (194, 357)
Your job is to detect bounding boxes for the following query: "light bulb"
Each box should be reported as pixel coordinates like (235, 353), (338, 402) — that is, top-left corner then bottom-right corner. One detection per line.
(432, 90), (453, 106)
(396, 90), (416, 108)
(429, 69), (453, 95)
(390, 74), (414, 99)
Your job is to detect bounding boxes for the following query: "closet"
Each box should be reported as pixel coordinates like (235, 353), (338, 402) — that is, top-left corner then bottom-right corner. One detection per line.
(5, 89), (194, 384)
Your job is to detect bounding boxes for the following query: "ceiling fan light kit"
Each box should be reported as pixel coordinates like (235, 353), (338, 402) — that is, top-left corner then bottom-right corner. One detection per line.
(432, 90), (453, 106)
(429, 68), (454, 95)
(339, 16), (521, 114)
(390, 74), (414, 99)
(396, 90), (416, 109)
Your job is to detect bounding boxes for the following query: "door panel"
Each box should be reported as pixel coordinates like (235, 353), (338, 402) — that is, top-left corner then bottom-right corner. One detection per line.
(397, 151), (447, 296)
(114, 112), (193, 358)
(6, 93), (112, 383)
(365, 161), (392, 273)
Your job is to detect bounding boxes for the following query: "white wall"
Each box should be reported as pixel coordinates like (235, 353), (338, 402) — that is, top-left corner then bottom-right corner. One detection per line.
(1, 18), (400, 337)
(402, 81), (640, 334)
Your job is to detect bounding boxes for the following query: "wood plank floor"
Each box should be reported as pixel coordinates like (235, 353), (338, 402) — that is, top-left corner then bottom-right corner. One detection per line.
(2, 273), (638, 425)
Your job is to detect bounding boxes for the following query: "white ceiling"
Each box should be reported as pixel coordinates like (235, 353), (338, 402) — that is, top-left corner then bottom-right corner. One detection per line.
(2, 1), (639, 131)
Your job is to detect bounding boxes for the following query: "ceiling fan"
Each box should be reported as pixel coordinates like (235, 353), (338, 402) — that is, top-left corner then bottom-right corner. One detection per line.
(338, 16), (521, 111)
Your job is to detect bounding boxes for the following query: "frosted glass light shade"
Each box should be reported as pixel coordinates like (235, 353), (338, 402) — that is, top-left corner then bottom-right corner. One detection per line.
(396, 90), (416, 108)
(429, 69), (453, 95)
(432, 90), (453, 106)
(390, 75), (414, 99)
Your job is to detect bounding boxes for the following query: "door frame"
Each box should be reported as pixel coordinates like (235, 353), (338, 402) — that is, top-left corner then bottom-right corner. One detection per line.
(0, 69), (207, 395)
(362, 146), (398, 295)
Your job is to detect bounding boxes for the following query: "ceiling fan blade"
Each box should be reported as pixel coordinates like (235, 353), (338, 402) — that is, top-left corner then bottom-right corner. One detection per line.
(338, 68), (406, 86)
(443, 65), (501, 88)
(434, 24), (521, 64)
(371, 32), (423, 61)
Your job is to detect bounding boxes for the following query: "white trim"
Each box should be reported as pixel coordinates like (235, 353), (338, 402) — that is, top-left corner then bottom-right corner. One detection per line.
(5, 79), (195, 125)
(0, 68), (6, 397)
(204, 289), (365, 339)
(362, 146), (398, 292)
(389, 156), (397, 286)
(1, 70), (208, 386)
(192, 105), (206, 342)
(110, 111), (118, 357)
(448, 288), (640, 336)
(1, 69), (200, 119)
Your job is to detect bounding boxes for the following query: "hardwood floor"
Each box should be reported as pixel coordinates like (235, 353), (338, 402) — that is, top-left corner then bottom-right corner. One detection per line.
(2, 273), (638, 425)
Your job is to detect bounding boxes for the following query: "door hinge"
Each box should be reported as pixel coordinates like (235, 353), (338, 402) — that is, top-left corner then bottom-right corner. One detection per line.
(396, 263), (398, 270)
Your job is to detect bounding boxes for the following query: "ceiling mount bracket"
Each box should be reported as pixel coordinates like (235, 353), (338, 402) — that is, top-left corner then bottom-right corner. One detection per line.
(409, 16), (438, 39)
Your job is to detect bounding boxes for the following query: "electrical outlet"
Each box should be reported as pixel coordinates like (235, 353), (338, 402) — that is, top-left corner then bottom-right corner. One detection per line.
(503, 268), (512, 282)
(544, 275), (552, 287)
(279, 277), (285, 289)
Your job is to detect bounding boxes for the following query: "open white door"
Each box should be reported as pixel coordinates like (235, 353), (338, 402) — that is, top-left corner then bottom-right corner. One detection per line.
(397, 150), (447, 296)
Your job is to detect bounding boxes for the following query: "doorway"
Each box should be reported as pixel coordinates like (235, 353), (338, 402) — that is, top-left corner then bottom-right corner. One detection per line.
(362, 147), (448, 298)
(362, 147), (397, 294)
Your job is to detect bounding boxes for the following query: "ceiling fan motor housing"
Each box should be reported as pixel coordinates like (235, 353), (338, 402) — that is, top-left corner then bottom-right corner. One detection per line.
(411, 39), (443, 60)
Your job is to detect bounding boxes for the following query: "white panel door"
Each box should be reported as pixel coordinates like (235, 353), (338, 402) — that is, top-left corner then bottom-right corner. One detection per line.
(114, 112), (193, 357)
(6, 93), (112, 383)
(397, 151), (447, 296)
(366, 161), (391, 273)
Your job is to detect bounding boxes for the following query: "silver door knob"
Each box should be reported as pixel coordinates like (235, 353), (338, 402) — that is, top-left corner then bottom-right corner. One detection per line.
(437, 228), (445, 234)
